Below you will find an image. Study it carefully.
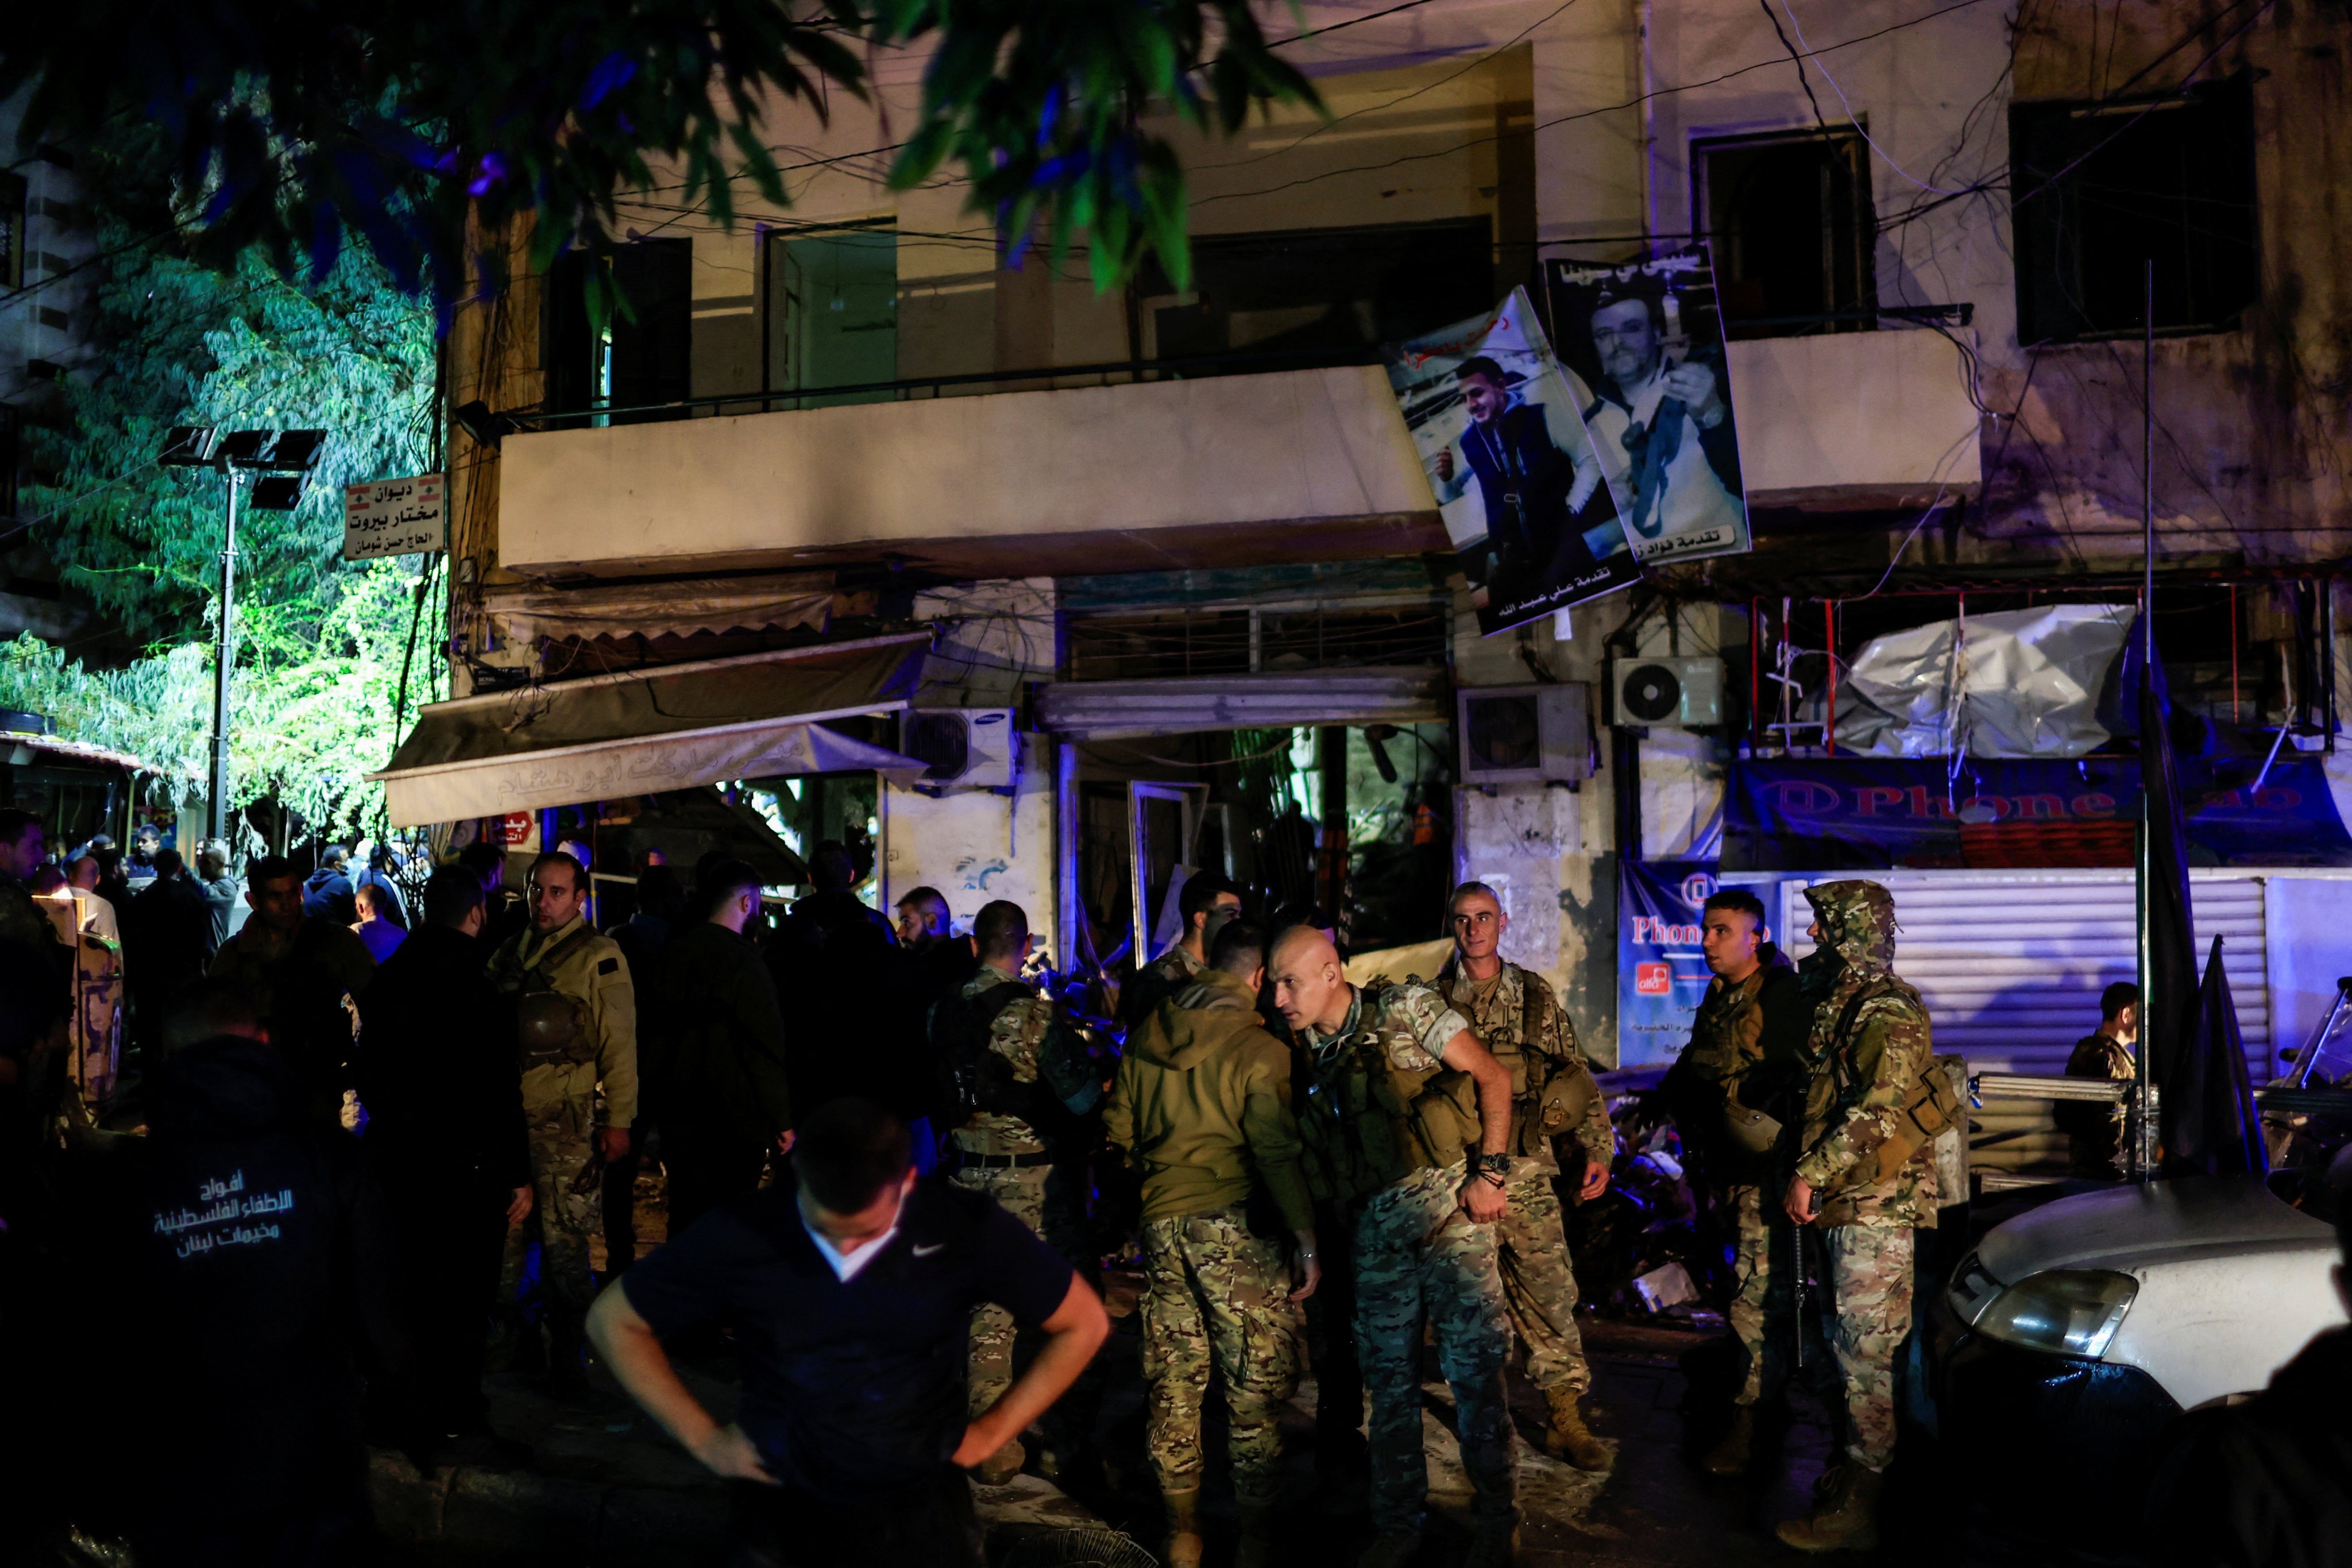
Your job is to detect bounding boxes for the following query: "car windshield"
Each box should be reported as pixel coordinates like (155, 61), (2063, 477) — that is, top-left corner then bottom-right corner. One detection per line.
(2278, 987), (2352, 1087)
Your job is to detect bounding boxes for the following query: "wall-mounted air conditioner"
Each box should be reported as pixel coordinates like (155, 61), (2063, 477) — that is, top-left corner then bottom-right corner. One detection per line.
(1610, 657), (1724, 729)
(1457, 683), (1592, 785)
(898, 708), (1019, 789)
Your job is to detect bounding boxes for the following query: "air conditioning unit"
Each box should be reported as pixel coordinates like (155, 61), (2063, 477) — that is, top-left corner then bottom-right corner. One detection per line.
(1457, 683), (1592, 785)
(898, 708), (1019, 789)
(1611, 656), (1724, 729)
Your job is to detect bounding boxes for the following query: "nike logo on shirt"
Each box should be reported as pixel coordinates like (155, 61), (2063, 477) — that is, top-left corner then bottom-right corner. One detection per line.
(912, 1243), (946, 1257)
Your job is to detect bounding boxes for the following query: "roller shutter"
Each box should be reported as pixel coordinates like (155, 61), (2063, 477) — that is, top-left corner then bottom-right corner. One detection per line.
(1779, 870), (2270, 1076)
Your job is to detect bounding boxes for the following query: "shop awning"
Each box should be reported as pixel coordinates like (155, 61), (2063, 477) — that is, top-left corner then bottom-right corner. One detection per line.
(372, 633), (931, 826)
(481, 571), (834, 644)
(1037, 667), (1446, 741)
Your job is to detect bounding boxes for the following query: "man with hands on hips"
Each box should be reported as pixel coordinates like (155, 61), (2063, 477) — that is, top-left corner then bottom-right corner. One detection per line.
(589, 1098), (1109, 1568)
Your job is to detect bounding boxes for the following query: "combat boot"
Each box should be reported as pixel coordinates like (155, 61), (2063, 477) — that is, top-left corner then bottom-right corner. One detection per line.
(1232, 1500), (1279, 1568)
(1542, 1385), (1609, 1471)
(1464, 1517), (1519, 1568)
(1698, 1405), (1754, 1476)
(1355, 1529), (1420, 1568)
(972, 1438), (1025, 1487)
(1158, 1487), (1203, 1568)
(1774, 1463), (1883, 1552)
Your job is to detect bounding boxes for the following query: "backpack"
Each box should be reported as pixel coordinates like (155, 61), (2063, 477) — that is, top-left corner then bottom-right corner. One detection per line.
(930, 981), (1100, 1136)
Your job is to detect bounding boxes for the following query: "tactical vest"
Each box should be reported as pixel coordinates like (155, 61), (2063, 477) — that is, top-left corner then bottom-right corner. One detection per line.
(932, 980), (1100, 1136)
(1440, 961), (1597, 1158)
(1806, 972), (1960, 1202)
(511, 925), (603, 1069)
(1295, 986), (1483, 1206)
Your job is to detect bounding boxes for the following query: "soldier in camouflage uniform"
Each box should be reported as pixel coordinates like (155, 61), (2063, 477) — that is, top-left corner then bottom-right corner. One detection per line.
(2058, 981), (2138, 1178)
(1106, 920), (1314, 1568)
(1269, 925), (1523, 1568)
(1658, 887), (1809, 1475)
(936, 898), (1097, 1487)
(486, 851), (638, 1400)
(1437, 882), (1614, 1472)
(1775, 880), (1936, 1553)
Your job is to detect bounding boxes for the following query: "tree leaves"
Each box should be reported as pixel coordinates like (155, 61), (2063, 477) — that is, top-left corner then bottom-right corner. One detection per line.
(0, 1), (1320, 314)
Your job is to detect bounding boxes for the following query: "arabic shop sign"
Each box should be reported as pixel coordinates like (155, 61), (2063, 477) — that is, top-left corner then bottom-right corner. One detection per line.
(1619, 859), (1721, 1068)
(342, 472), (446, 561)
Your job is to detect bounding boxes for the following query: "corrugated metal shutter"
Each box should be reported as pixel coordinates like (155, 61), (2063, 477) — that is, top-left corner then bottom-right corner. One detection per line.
(1037, 667), (1445, 740)
(1779, 871), (2272, 1172)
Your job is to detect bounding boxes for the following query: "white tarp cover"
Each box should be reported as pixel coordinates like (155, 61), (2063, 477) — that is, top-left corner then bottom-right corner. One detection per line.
(372, 634), (929, 825)
(1833, 604), (2133, 759)
(483, 571), (833, 643)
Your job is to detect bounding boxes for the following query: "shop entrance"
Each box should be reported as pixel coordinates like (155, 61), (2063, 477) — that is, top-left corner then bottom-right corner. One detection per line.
(1068, 721), (1452, 1011)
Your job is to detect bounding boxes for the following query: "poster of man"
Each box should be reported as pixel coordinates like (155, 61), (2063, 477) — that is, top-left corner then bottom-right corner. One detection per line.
(1387, 286), (1641, 636)
(1545, 244), (1754, 565)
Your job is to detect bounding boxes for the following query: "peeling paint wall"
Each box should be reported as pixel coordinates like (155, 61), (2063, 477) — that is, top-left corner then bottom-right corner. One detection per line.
(880, 731), (1059, 955)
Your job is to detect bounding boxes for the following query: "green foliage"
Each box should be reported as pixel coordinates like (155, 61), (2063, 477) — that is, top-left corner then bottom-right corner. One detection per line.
(0, 2), (1318, 307)
(877, 1), (1320, 291)
(0, 559), (439, 836)
(20, 126), (436, 649)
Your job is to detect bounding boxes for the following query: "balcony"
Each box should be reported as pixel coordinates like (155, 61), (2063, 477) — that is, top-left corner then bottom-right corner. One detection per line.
(492, 330), (1983, 582)
(496, 357), (1443, 581)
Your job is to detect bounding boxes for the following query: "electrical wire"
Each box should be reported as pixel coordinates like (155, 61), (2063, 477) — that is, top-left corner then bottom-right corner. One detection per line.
(1770, 0), (1971, 195)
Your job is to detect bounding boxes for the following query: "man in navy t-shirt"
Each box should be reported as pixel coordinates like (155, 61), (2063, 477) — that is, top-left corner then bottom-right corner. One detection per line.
(588, 1096), (1109, 1567)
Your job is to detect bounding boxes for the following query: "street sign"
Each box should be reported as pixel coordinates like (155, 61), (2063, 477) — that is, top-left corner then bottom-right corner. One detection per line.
(342, 473), (446, 560)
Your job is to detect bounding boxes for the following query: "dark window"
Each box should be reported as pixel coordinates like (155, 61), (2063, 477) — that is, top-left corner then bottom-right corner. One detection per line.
(1138, 220), (1495, 362)
(1692, 130), (1878, 338)
(2009, 76), (2258, 345)
(1064, 603), (1446, 682)
(0, 174), (24, 291)
(0, 404), (18, 520)
(541, 238), (694, 423)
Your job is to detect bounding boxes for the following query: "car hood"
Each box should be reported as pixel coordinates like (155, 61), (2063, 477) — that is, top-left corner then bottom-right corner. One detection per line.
(1979, 1175), (2335, 1282)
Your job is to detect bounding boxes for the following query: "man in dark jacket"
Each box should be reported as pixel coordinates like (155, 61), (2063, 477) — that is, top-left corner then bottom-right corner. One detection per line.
(355, 867), (534, 1466)
(209, 856), (376, 1126)
(123, 976), (408, 1565)
(129, 848), (218, 1047)
(303, 845), (358, 926)
(658, 858), (793, 1235)
(768, 843), (918, 1122)
(2146, 1154), (2352, 1568)
(1659, 887), (1810, 1477)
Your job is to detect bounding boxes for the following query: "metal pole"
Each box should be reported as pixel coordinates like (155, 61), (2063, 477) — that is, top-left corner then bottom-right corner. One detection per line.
(2135, 258), (2155, 1183)
(208, 468), (241, 843)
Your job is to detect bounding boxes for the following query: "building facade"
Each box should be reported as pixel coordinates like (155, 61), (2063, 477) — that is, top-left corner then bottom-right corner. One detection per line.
(408, 1), (2352, 1073)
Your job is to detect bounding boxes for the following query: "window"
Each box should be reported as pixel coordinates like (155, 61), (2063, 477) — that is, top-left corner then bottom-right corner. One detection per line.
(2009, 76), (2258, 345)
(543, 238), (694, 423)
(0, 173), (24, 291)
(1137, 219), (1496, 362)
(763, 227), (897, 408)
(1692, 129), (1878, 337)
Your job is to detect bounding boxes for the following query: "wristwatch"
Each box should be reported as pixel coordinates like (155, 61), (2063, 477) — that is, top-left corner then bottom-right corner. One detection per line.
(1473, 1152), (1512, 1179)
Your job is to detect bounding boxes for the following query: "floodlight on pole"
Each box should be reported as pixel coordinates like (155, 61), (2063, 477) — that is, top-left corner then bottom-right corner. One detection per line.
(160, 425), (329, 842)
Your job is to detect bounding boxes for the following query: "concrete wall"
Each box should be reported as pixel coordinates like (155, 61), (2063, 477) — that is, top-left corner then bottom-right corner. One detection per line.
(880, 730), (1059, 956)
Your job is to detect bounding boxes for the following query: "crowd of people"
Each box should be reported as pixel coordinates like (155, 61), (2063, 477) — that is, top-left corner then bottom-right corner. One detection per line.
(0, 809), (2345, 1568)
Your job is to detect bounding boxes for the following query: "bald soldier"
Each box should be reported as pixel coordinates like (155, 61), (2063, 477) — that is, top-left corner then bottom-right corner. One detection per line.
(1436, 882), (1614, 1470)
(487, 851), (639, 1399)
(1269, 925), (1522, 1568)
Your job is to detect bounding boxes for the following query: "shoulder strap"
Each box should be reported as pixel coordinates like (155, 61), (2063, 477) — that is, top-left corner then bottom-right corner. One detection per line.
(526, 925), (603, 987)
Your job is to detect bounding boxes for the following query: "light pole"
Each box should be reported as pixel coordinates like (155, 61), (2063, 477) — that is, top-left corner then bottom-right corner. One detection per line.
(159, 426), (327, 843)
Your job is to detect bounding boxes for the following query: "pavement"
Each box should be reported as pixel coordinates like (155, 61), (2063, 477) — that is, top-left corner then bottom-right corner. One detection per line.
(365, 1313), (1900, 1568)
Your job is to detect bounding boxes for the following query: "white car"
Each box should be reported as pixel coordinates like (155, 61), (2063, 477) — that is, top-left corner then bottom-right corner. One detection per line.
(1933, 1174), (2346, 1534)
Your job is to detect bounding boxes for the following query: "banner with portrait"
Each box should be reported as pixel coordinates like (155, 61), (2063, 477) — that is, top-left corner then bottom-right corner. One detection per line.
(1546, 244), (1754, 566)
(1387, 287), (1642, 636)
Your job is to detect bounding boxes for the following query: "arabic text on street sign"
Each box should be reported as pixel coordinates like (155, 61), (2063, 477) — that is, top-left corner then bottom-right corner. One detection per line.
(342, 473), (446, 561)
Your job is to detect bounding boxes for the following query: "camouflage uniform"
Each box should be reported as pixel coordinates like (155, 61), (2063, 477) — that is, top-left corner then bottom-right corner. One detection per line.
(1298, 984), (1516, 1535)
(487, 917), (639, 1334)
(1138, 1207), (1302, 1502)
(1439, 959), (1612, 1397)
(1670, 945), (1803, 1407)
(945, 961), (1081, 1416)
(2059, 1030), (2136, 1178)
(1793, 880), (1936, 1474)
